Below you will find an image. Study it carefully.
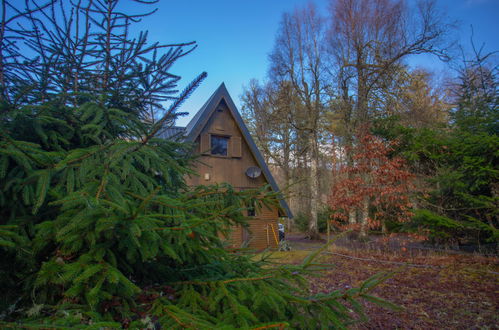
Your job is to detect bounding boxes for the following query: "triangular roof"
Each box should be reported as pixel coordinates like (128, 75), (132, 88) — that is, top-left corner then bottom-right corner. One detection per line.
(185, 83), (293, 219)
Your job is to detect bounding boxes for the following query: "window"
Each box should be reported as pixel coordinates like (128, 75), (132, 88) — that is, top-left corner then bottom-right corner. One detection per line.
(211, 135), (229, 156)
(247, 200), (256, 217)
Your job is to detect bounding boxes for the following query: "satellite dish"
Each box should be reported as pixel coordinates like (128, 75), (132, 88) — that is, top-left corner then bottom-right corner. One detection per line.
(245, 166), (262, 179)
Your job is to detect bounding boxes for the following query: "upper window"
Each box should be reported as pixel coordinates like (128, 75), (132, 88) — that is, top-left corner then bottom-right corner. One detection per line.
(211, 135), (229, 156)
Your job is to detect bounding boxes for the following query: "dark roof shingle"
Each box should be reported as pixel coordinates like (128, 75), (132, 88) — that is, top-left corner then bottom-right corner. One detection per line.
(157, 126), (186, 140)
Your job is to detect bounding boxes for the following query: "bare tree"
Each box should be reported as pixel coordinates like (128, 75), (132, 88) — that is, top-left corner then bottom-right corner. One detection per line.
(268, 3), (331, 239)
(329, 0), (453, 124)
(327, 0), (454, 236)
(242, 79), (317, 229)
(380, 67), (452, 127)
(241, 80), (298, 189)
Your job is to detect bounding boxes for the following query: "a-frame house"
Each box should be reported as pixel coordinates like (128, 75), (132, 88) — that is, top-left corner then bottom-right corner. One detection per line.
(159, 83), (292, 249)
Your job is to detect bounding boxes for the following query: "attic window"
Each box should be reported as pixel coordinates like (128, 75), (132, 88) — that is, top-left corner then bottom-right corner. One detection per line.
(211, 135), (229, 156)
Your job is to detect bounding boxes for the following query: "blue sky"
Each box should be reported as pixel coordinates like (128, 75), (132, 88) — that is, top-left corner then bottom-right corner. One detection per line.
(131, 0), (499, 126)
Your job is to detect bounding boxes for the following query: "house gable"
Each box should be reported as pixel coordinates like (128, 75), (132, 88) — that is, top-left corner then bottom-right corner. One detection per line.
(186, 99), (267, 188)
(184, 83), (292, 218)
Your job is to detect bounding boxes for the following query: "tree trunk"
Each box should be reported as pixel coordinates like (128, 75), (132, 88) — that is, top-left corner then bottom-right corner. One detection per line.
(348, 209), (357, 225)
(359, 195), (369, 238)
(297, 152), (310, 217)
(345, 138), (358, 229)
(283, 162), (294, 231)
(381, 221), (387, 235)
(308, 134), (320, 240)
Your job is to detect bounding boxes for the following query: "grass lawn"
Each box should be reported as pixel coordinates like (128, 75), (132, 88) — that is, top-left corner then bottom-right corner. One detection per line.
(271, 234), (498, 329)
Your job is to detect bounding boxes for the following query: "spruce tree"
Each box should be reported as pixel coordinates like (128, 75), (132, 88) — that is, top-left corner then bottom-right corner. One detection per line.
(0, 1), (396, 328)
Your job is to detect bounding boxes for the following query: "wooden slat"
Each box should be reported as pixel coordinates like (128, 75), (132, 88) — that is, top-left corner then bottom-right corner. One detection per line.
(231, 136), (242, 158)
(186, 100), (281, 250)
(200, 133), (210, 154)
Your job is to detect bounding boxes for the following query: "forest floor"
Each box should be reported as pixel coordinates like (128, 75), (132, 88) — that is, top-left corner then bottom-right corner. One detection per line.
(273, 233), (498, 329)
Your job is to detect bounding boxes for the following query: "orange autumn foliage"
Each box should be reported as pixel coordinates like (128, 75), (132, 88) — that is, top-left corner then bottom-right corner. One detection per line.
(329, 128), (416, 230)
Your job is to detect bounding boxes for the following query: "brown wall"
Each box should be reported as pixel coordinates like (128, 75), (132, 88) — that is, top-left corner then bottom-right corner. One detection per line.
(185, 100), (279, 249)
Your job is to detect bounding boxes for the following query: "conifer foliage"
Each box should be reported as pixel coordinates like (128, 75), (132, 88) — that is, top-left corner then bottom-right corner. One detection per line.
(370, 50), (498, 246)
(0, 1), (393, 328)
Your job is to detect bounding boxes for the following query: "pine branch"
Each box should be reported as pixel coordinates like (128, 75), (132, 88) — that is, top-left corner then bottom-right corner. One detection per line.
(173, 275), (274, 286)
(140, 71), (207, 146)
(250, 322), (289, 330)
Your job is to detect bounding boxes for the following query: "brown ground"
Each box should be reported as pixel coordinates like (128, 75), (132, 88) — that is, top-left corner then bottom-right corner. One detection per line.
(281, 233), (499, 329)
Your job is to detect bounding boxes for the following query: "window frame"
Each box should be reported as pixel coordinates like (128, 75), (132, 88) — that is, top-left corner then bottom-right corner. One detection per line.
(210, 134), (230, 157)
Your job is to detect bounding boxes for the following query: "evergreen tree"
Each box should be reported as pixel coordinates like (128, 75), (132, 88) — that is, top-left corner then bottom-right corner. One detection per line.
(371, 51), (498, 246)
(452, 45), (498, 134)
